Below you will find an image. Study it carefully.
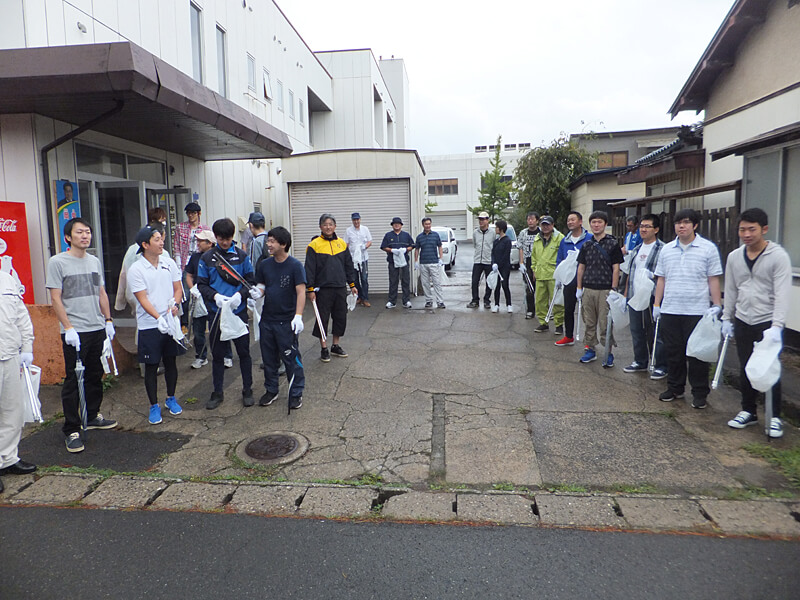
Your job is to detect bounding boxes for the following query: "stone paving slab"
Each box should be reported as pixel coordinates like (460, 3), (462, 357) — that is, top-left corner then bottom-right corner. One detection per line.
(150, 482), (237, 511)
(699, 500), (800, 536)
(82, 476), (169, 508)
(382, 491), (456, 521)
(228, 484), (306, 515)
(535, 494), (625, 528)
(297, 486), (377, 517)
(616, 497), (711, 531)
(9, 474), (101, 505)
(456, 493), (538, 524)
(0, 474), (36, 499)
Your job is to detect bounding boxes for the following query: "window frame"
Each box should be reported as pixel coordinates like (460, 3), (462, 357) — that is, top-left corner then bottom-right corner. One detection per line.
(215, 25), (227, 98)
(189, 2), (203, 84)
(246, 53), (256, 91)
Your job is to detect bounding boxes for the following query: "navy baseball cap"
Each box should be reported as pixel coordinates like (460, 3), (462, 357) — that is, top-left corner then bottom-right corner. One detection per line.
(135, 226), (158, 253)
(248, 211), (265, 226)
(351, 212), (361, 220)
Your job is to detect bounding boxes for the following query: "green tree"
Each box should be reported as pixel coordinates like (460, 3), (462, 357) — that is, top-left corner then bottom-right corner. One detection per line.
(512, 134), (595, 231)
(469, 135), (512, 222)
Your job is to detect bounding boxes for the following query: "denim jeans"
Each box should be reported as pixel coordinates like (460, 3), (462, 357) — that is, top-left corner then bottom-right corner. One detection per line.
(629, 303), (666, 370)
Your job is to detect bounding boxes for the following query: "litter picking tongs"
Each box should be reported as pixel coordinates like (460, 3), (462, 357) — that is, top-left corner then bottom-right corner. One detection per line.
(311, 287), (327, 343)
(711, 334), (731, 390)
(574, 298), (583, 342)
(521, 268), (535, 295)
(602, 314), (614, 368)
(22, 363), (43, 423)
(648, 315), (661, 375)
(544, 282), (562, 324)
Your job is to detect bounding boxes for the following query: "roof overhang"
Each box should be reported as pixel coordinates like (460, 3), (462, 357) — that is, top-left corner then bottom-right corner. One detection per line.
(616, 149), (705, 184)
(711, 121), (800, 161)
(668, 0), (771, 118)
(0, 42), (292, 160)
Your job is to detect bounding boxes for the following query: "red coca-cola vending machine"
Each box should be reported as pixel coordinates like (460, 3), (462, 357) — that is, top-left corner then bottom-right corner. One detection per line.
(0, 201), (35, 304)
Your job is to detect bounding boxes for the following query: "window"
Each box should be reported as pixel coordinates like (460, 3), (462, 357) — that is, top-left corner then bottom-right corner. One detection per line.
(216, 26), (227, 97)
(597, 151), (628, 168)
(480, 175), (512, 190)
(518, 143), (531, 150)
(288, 90), (295, 120)
(263, 68), (273, 100)
(428, 178), (459, 195)
(299, 99), (305, 125)
(276, 80), (284, 111)
(504, 144), (516, 151)
(247, 54), (256, 91)
(475, 146), (487, 152)
(190, 3), (203, 83)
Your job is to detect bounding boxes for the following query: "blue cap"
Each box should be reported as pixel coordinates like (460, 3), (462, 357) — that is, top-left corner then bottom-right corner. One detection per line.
(351, 212), (361, 220)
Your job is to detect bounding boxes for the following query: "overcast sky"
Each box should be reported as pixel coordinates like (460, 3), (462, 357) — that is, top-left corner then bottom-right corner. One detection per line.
(279, 0), (735, 156)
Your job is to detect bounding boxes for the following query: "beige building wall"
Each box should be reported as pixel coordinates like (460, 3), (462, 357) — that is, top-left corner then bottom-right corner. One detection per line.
(571, 178), (645, 221)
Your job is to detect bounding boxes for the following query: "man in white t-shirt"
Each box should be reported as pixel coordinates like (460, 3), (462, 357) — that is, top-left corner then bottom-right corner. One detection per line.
(344, 212), (372, 307)
(127, 226), (186, 425)
(622, 214), (667, 379)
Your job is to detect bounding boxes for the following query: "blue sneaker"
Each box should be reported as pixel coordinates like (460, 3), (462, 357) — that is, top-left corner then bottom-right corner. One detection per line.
(603, 353), (614, 368)
(165, 396), (182, 416)
(579, 347), (597, 363)
(149, 404), (162, 425)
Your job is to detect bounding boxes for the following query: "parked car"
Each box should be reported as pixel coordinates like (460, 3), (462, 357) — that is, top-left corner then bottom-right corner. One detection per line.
(506, 224), (519, 269)
(432, 226), (458, 270)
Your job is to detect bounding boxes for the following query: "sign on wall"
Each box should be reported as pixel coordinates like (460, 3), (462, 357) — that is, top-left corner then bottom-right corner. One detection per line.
(54, 180), (80, 252)
(0, 200), (34, 304)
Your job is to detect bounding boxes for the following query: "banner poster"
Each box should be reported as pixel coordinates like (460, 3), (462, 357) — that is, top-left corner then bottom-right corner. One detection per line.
(0, 200), (34, 304)
(54, 180), (80, 252)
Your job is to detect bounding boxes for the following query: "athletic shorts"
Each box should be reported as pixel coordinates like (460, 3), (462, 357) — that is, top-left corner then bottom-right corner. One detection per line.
(137, 328), (187, 365)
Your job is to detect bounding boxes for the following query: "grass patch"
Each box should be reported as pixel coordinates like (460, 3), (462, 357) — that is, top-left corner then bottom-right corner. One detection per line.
(516, 407), (531, 415)
(657, 409), (677, 420)
(607, 483), (666, 495)
(101, 375), (118, 392)
(184, 397), (198, 405)
(722, 482), (795, 500)
(492, 482), (515, 492)
(31, 412), (64, 432)
(545, 483), (588, 493)
(742, 443), (800, 489)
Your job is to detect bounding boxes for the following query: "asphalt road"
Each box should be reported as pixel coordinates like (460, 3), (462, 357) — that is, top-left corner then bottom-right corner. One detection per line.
(2, 507), (798, 599)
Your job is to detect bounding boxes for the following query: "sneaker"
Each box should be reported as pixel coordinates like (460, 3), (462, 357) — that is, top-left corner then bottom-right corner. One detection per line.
(320, 347), (331, 362)
(769, 418), (784, 438)
(386, 301), (396, 309)
(437, 303), (446, 309)
(330, 344), (348, 358)
(403, 301), (413, 309)
(467, 301), (479, 308)
(259, 391), (279, 407)
(728, 411), (758, 429)
(534, 324), (549, 333)
(223, 357), (233, 368)
(650, 369), (667, 380)
(507, 305), (513, 313)
(603, 353), (615, 368)
(165, 396), (182, 415)
(659, 390), (684, 402)
(206, 391), (224, 410)
(289, 397), (303, 410)
(555, 336), (575, 347)
(242, 388), (254, 407)
(484, 301), (491, 309)
(191, 358), (208, 369)
(424, 301), (433, 308)
(491, 305), (499, 313)
(554, 325), (563, 335)
(579, 347), (597, 363)
(623, 362), (648, 373)
(692, 397), (707, 410)
(65, 432), (84, 453)
(86, 414), (118, 430)
(149, 404), (162, 425)
(525, 312), (534, 320)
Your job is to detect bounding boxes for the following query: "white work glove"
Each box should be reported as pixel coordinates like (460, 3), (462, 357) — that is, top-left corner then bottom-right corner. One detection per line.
(438, 259), (443, 266)
(190, 285), (202, 300)
(249, 287), (262, 300)
(157, 316), (170, 334)
(763, 325), (782, 345)
(705, 305), (722, 319)
(214, 293), (227, 308)
(229, 293), (242, 310)
(64, 328), (81, 351)
(105, 321), (116, 340)
(643, 269), (654, 280)
(492, 264), (499, 272)
(291, 315), (304, 334)
(575, 289), (584, 301)
(652, 306), (661, 320)
(20, 352), (33, 367)
(414, 263), (420, 270)
(721, 320), (734, 338)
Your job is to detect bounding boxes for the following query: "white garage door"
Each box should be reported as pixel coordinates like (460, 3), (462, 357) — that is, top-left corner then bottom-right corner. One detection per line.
(289, 179), (411, 294)
(431, 212), (469, 240)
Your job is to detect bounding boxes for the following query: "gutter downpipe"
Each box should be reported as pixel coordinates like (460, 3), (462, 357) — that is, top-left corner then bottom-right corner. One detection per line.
(41, 100), (125, 255)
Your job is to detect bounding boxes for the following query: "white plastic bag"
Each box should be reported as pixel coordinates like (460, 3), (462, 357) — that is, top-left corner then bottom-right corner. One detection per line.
(487, 270), (499, 291)
(745, 338), (782, 392)
(627, 267), (655, 312)
(346, 292), (357, 312)
(620, 253), (634, 275)
(606, 290), (629, 328)
(553, 284), (565, 306)
(392, 249), (407, 268)
(686, 313), (722, 362)
(192, 296), (208, 318)
(553, 249), (579, 286)
(220, 301), (248, 341)
(22, 365), (43, 423)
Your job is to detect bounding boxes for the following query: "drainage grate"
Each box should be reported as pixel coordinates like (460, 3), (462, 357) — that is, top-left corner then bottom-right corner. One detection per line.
(245, 434), (299, 460)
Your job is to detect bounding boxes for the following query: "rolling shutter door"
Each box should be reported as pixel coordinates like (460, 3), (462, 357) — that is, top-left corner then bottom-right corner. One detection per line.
(430, 213), (468, 240)
(289, 179), (411, 294)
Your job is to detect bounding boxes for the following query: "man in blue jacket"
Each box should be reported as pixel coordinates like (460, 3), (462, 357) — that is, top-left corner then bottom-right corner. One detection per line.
(554, 211), (592, 347)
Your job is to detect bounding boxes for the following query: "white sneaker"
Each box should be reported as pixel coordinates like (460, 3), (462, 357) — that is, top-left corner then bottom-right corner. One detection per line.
(223, 357), (233, 368)
(491, 305), (499, 313)
(525, 312), (533, 319)
(403, 301), (412, 309)
(386, 301), (396, 309)
(191, 358), (207, 369)
(769, 417), (784, 438)
(507, 305), (513, 313)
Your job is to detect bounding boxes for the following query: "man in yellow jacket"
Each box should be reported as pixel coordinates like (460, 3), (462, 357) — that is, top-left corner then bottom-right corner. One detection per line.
(531, 216), (565, 334)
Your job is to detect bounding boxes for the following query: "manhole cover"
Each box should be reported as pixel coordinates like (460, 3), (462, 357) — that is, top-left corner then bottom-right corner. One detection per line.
(235, 431), (309, 466)
(246, 435), (298, 460)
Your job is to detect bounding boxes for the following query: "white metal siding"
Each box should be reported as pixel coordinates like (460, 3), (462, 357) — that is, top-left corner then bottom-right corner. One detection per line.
(430, 212), (468, 240)
(289, 179), (411, 294)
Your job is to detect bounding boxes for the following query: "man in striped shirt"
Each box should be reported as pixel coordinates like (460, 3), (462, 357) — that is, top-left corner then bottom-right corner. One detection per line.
(653, 208), (723, 409)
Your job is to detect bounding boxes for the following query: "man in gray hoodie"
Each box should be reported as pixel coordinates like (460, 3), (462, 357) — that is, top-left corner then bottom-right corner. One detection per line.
(722, 208), (792, 438)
